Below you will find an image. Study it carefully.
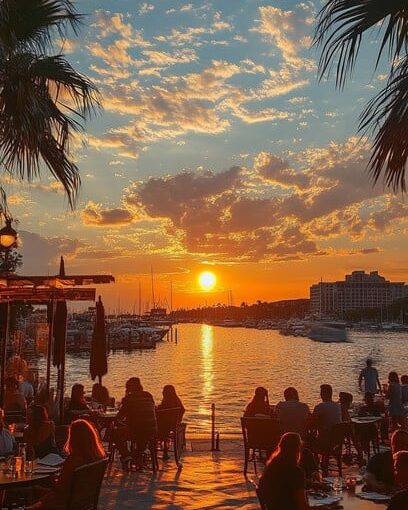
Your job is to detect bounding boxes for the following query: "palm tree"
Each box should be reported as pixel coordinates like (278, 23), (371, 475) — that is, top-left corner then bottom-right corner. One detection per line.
(314, 0), (408, 192)
(0, 0), (100, 209)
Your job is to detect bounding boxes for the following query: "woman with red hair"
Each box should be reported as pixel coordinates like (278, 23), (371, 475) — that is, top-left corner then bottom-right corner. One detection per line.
(258, 432), (309, 510)
(28, 419), (105, 509)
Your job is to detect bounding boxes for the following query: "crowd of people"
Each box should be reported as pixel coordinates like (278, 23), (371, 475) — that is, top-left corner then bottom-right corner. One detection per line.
(248, 360), (408, 510)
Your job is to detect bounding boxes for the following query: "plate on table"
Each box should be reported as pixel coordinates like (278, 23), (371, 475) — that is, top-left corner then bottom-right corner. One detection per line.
(357, 492), (390, 501)
(308, 495), (341, 507)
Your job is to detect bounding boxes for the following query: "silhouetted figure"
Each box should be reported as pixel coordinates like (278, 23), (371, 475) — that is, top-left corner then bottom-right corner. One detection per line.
(401, 375), (408, 404)
(91, 383), (111, 407)
(358, 392), (382, 417)
(4, 376), (26, 414)
(69, 384), (90, 412)
(359, 358), (381, 394)
(275, 387), (310, 437)
(244, 387), (270, 417)
(339, 392), (353, 422)
(387, 451), (408, 510)
(28, 419), (105, 510)
(157, 385), (185, 419)
(365, 429), (408, 492)
(312, 384), (341, 449)
(258, 432), (309, 510)
(113, 377), (157, 467)
(0, 407), (16, 457)
(24, 405), (58, 459)
(386, 372), (406, 431)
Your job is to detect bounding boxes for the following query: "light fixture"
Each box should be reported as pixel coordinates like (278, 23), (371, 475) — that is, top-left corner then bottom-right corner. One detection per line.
(0, 218), (17, 249)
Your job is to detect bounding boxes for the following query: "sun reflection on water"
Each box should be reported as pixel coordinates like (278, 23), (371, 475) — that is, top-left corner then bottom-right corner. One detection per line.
(199, 324), (214, 417)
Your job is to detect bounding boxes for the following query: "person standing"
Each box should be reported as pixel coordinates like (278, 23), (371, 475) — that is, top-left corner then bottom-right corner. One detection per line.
(359, 358), (381, 395)
(386, 372), (407, 431)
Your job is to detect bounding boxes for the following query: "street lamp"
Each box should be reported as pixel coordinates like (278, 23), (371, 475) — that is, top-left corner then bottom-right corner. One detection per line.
(0, 218), (17, 249)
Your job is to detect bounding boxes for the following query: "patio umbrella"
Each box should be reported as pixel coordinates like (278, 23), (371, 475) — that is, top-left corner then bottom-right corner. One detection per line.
(53, 300), (67, 368)
(90, 296), (108, 384)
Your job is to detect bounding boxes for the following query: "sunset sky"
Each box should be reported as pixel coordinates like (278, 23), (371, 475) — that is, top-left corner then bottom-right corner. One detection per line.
(3, 0), (408, 311)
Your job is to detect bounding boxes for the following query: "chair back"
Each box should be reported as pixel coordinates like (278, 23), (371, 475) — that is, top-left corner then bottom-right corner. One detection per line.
(55, 425), (69, 451)
(256, 487), (268, 510)
(241, 417), (281, 451)
(156, 407), (183, 440)
(4, 412), (26, 425)
(66, 458), (108, 510)
(328, 422), (350, 451)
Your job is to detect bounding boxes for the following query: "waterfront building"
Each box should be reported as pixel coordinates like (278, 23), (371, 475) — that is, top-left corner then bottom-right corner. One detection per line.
(310, 270), (408, 316)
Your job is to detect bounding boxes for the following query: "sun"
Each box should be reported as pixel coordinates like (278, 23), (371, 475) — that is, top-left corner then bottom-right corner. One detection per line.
(199, 271), (217, 291)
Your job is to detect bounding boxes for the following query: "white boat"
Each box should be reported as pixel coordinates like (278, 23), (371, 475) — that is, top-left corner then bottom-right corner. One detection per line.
(308, 322), (348, 343)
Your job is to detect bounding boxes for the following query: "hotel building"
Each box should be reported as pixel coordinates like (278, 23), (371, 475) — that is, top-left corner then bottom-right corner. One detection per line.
(310, 271), (408, 316)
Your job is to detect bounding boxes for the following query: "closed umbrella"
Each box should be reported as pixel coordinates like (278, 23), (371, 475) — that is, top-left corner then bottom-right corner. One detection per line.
(90, 296), (108, 383)
(53, 300), (67, 367)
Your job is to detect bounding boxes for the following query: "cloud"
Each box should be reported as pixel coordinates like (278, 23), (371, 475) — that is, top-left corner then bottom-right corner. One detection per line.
(19, 231), (83, 273)
(139, 3), (155, 16)
(254, 152), (310, 189)
(255, 4), (315, 70)
(81, 202), (136, 227)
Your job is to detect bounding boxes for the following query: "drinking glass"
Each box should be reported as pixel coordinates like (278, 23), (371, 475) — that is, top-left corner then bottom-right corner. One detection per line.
(332, 477), (343, 494)
(24, 460), (34, 475)
(14, 456), (23, 473)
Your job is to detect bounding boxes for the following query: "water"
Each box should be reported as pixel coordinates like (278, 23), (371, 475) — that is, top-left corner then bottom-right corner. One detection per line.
(35, 324), (408, 434)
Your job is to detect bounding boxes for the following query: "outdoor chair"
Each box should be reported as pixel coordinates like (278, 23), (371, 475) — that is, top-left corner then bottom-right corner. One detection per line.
(256, 487), (268, 510)
(354, 422), (380, 459)
(4, 411), (26, 425)
(156, 407), (186, 468)
(65, 457), (108, 510)
(315, 422), (349, 477)
(55, 425), (69, 451)
(240, 417), (282, 476)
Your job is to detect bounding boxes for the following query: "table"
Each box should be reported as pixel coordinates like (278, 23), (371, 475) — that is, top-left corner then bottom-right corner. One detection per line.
(309, 488), (388, 509)
(0, 469), (52, 490)
(351, 417), (382, 425)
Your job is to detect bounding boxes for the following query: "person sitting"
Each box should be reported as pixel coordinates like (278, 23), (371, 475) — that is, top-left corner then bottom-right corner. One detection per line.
(311, 384), (342, 451)
(275, 387), (310, 437)
(27, 419), (105, 510)
(364, 429), (408, 492)
(68, 384), (90, 415)
(244, 387), (270, 417)
(91, 383), (111, 408)
(358, 392), (382, 417)
(4, 376), (26, 415)
(401, 375), (408, 405)
(339, 392), (353, 422)
(387, 451), (408, 510)
(23, 405), (58, 459)
(0, 408), (16, 457)
(258, 432), (309, 510)
(157, 385), (185, 419)
(113, 377), (157, 467)
(19, 374), (34, 406)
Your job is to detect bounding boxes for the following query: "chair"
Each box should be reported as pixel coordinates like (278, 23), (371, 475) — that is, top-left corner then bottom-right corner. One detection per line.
(156, 407), (186, 468)
(316, 422), (349, 477)
(354, 421), (380, 459)
(65, 457), (108, 510)
(55, 425), (69, 451)
(256, 487), (268, 510)
(4, 411), (26, 425)
(240, 417), (281, 476)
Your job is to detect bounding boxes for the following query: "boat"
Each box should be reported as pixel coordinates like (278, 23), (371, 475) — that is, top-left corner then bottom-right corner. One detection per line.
(307, 322), (348, 343)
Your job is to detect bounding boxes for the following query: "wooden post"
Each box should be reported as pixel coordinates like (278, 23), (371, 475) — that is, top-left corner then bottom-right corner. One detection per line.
(211, 403), (215, 451)
(46, 299), (54, 393)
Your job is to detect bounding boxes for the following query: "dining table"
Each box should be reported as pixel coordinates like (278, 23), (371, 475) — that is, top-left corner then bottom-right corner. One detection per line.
(308, 486), (389, 509)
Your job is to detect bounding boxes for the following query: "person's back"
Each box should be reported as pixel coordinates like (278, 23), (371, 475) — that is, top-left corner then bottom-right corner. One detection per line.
(276, 388), (310, 436)
(259, 457), (305, 509)
(387, 451), (408, 510)
(401, 376), (408, 404)
(4, 377), (26, 414)
(312, 385), (341, 447)
(359, 360), (379, 394)
(121, 390), (157, 436)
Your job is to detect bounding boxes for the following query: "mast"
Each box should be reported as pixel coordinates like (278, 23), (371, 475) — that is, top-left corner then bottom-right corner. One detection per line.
(170, 280), (173, 313)
(319, 276), (322, 320)
(138, 279), (142, 316)
(151, 265), (155, 310)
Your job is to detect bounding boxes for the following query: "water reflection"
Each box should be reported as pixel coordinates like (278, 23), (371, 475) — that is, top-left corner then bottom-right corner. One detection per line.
(200, 324), (214, 411)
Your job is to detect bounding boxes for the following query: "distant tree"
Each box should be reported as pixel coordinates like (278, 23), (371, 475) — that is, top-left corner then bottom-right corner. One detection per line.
(314, 0), (408, 191)
(0, 245), (21, 272)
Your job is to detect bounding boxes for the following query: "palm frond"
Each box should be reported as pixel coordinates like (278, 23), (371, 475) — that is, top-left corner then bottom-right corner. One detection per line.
(359, 56), (408, 192)
(0, 0), (81, 53)
(314, 0), (408, 88)
(31, 55), (101, 117)
(0, 51), (95, 207)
